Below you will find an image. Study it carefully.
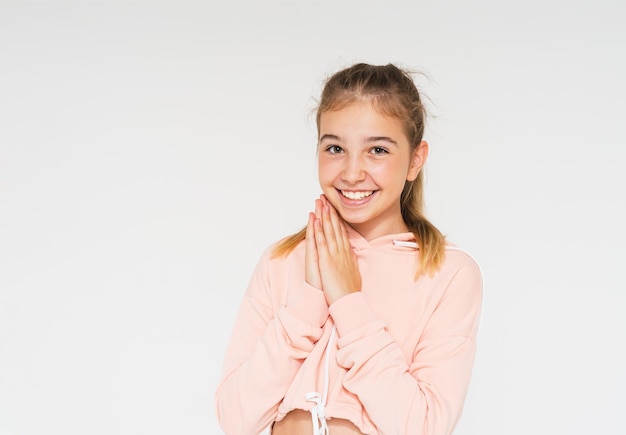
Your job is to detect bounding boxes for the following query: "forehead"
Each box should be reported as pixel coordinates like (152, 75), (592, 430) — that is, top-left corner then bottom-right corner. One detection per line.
(318, 101), (407, 140)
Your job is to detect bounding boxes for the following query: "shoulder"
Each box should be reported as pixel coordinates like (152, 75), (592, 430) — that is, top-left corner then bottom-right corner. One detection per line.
(254, 237), (306, 274)
(243, 238), (306, 302)
(443, 241), (482, 274)
(437, 242), (483, 297)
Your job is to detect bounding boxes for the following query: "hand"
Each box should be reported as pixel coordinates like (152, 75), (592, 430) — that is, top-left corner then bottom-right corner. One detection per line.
(311, 195), (362, 305)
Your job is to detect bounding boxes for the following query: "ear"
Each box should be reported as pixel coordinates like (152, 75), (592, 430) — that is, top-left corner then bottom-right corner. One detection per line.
(406, 141), (428, 181)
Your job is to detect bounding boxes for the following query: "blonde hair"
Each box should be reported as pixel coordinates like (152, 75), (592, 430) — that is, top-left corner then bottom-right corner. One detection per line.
(272, 63), (446, 277)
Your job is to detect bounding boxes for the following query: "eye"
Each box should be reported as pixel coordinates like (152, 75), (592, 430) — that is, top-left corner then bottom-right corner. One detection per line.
(325, 145), (344, 154)
(370, 146), (389, 155)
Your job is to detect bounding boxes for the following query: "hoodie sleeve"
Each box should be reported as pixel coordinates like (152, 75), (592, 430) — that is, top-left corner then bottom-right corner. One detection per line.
(328, 259), (483, 435)
(215, 247), (330, 435)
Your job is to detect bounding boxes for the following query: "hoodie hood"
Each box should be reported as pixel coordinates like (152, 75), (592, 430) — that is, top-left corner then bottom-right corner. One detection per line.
(345, 225), (419, 252)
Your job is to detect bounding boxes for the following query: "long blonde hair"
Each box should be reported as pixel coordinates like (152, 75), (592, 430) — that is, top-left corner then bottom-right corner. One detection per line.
(272, 63), (446, 277)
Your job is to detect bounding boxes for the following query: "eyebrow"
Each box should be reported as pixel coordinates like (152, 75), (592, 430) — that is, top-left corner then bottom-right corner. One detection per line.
(365, 136), (398, 145)
(319, 134), (398, 145)
(319, 134), (341, 142)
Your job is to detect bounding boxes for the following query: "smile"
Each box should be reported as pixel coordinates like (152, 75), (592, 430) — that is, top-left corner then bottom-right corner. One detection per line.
(340, 190), (374, 200)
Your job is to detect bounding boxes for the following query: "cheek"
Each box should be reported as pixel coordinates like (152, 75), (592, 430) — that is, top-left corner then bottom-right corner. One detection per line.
(371, 161), (407, 184)
(317, 158), (338, 182)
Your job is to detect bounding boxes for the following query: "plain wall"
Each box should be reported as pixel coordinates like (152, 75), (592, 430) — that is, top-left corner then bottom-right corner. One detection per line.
(1, 1), (625, 434)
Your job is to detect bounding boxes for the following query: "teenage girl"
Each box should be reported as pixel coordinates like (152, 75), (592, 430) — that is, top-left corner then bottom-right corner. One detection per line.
(215, 63), (483, 435)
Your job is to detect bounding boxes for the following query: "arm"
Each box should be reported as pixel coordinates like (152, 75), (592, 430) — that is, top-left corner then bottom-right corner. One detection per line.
(312, 195), (482, 433)
(329, 261), (483, 435)
(215, 247), (330, 435)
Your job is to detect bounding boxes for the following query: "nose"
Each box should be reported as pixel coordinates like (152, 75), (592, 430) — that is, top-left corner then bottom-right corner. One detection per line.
(341, 154), (366, 184)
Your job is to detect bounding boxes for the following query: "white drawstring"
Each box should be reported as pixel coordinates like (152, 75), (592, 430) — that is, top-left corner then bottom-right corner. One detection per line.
(392, 239), (419, 249)
(305, 392), (328, 435)
(305, 326), (336, 435)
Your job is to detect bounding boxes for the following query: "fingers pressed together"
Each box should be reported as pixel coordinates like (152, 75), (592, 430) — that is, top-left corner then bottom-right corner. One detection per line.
(305, 195), (362, 305)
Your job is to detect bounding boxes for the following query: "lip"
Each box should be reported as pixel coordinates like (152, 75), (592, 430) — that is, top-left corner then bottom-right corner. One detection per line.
(336, 188), (377, 206)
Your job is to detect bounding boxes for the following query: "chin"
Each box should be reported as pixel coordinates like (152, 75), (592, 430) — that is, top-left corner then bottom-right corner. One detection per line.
(336, 210), (371, 225)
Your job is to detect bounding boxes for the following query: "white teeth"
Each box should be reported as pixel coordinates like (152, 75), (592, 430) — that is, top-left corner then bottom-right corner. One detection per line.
(341, 190), (373, 200)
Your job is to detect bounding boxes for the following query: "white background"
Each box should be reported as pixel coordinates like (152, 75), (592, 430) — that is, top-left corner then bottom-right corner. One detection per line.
(1, 1), (625, 434)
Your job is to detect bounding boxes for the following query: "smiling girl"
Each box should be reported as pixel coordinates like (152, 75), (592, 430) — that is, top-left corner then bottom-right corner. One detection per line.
(215, 63), (483, 435)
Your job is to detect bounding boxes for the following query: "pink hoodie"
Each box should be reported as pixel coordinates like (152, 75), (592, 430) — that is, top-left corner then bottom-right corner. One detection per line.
(215, 228), (483, 435)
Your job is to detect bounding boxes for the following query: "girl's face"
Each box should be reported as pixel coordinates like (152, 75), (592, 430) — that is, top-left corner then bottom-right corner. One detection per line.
(317, 101), (427, 241)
